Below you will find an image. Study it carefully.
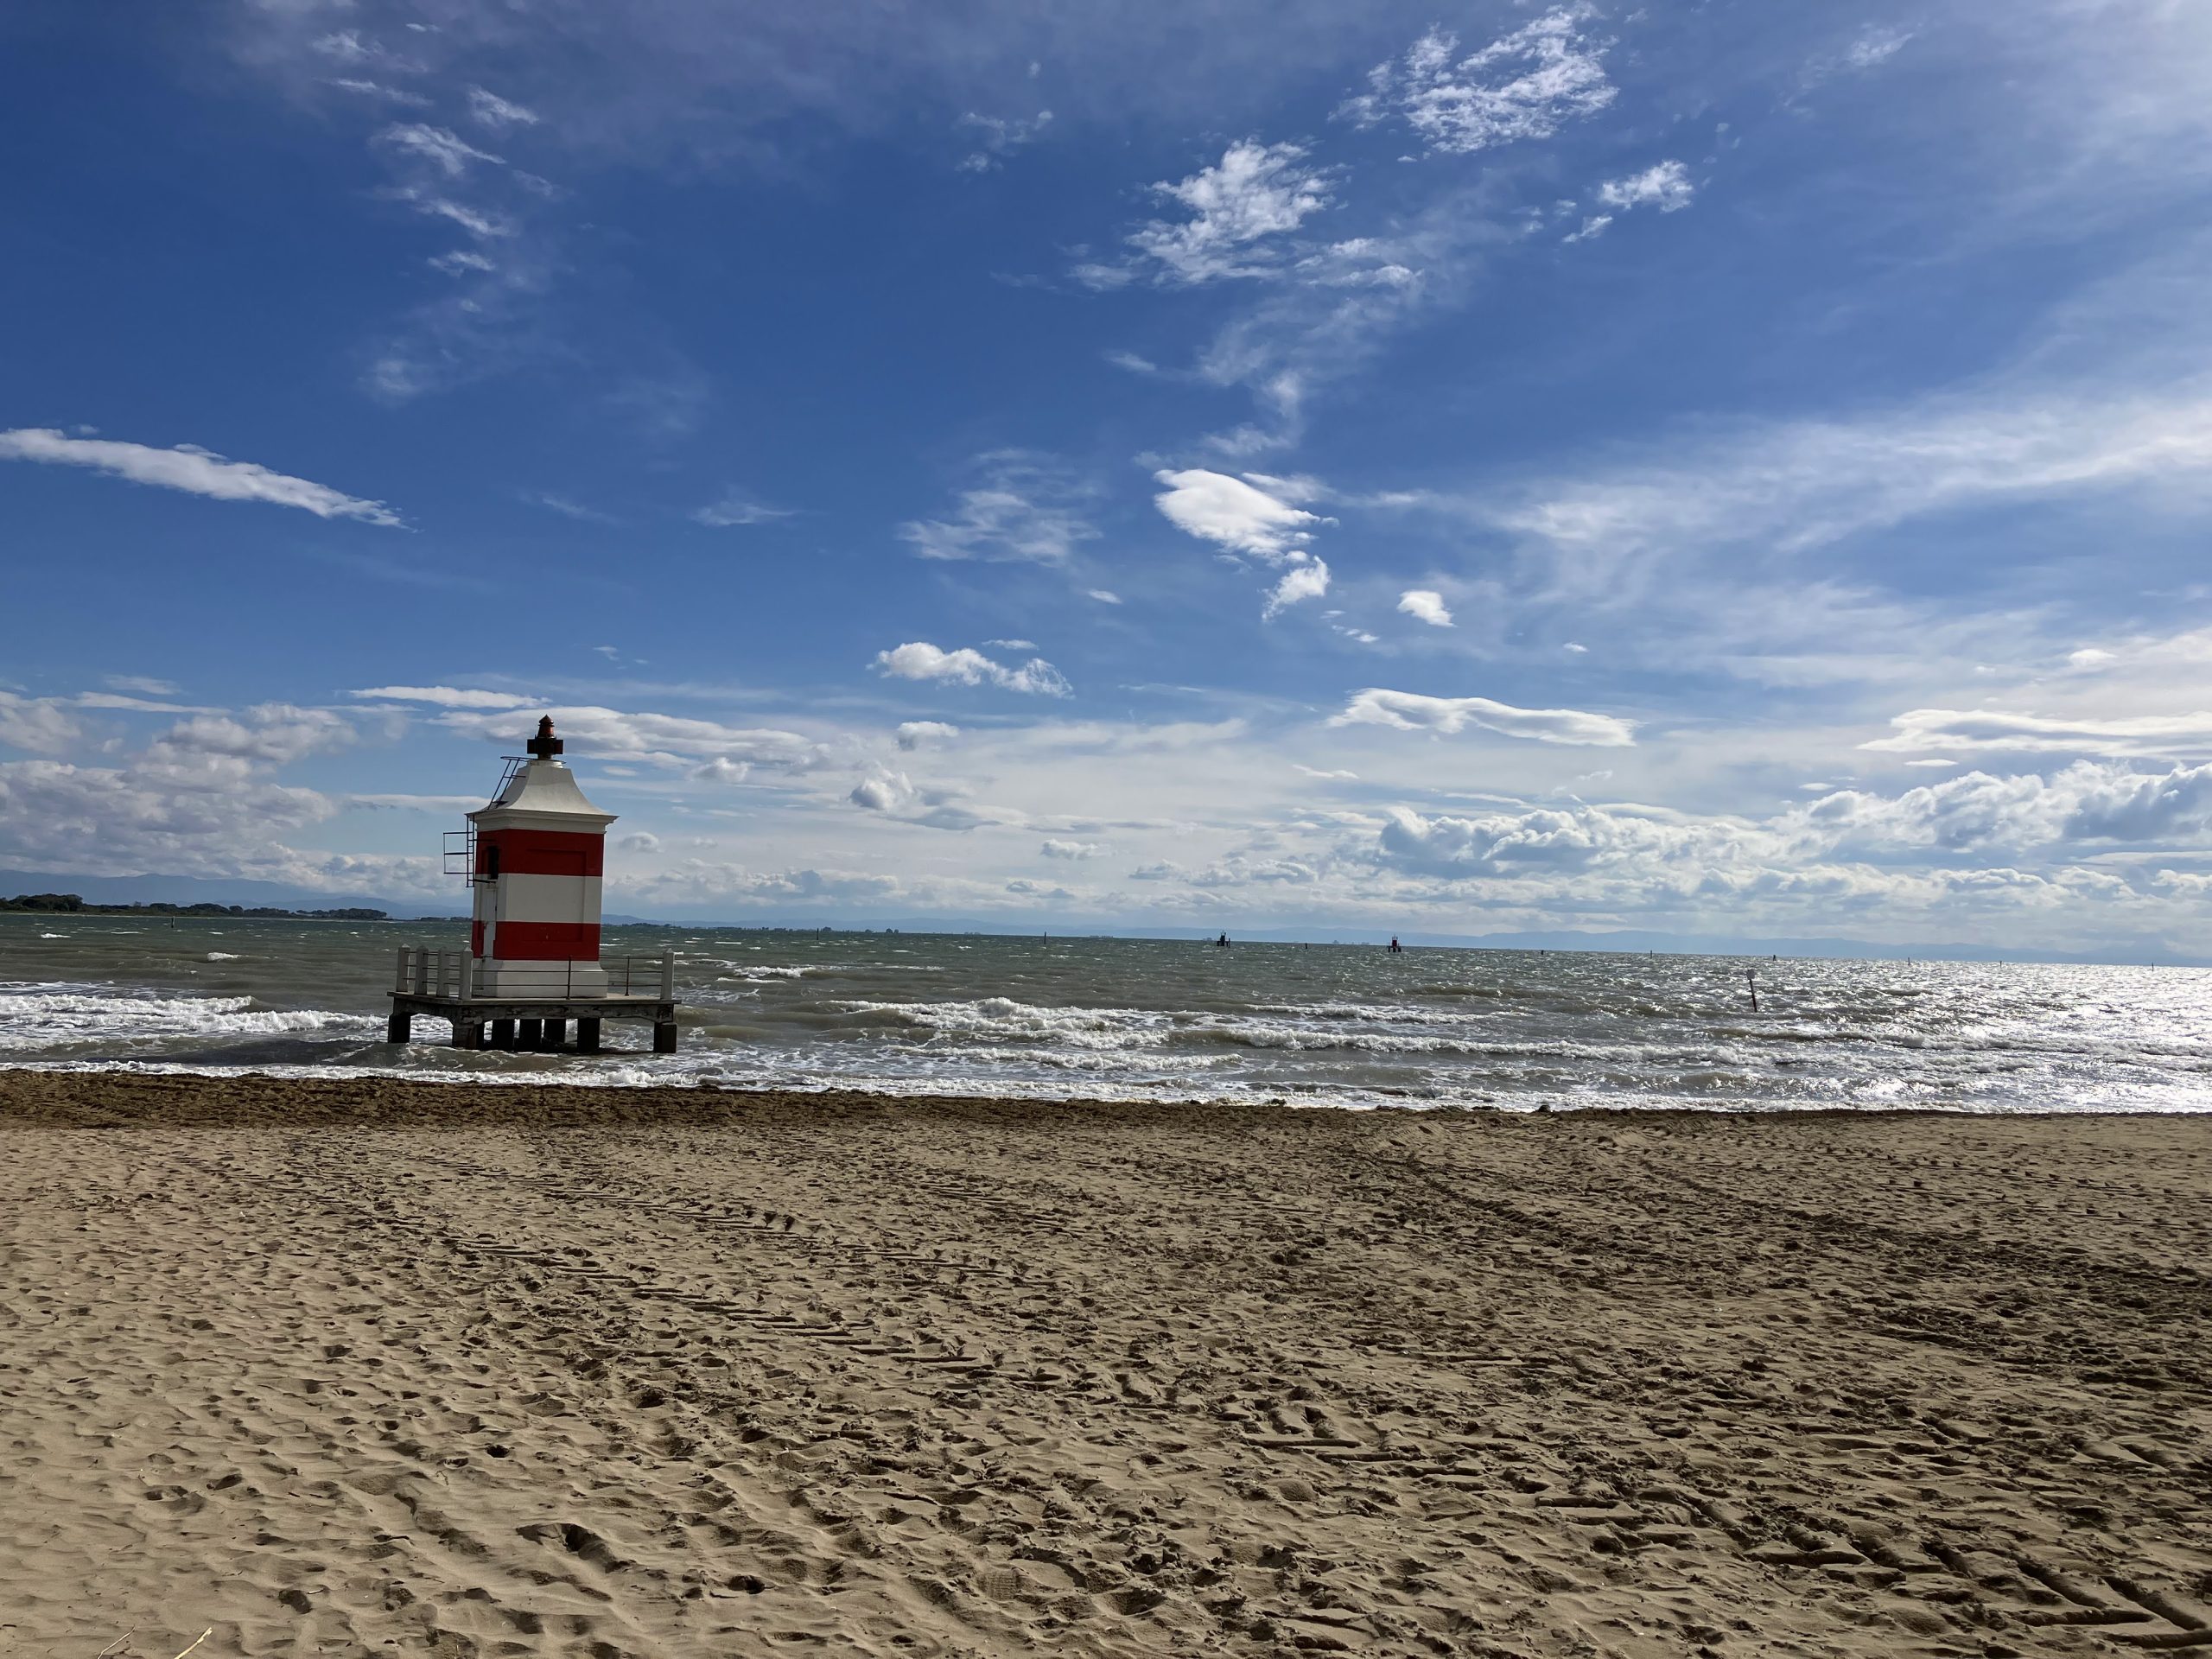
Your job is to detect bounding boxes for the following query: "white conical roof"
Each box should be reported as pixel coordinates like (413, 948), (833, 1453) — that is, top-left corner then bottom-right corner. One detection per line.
(469, 758), (617, 830)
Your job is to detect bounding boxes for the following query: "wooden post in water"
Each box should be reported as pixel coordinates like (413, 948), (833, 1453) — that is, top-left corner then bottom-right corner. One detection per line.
(1746, 969), (1759, 1013)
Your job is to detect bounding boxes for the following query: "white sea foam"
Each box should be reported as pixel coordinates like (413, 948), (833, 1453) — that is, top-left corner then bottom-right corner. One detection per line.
(0, 985), (375, 1053)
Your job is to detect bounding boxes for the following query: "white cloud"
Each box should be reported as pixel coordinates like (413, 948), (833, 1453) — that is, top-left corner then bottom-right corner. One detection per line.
(327, 79), (429, 106)
(1266, 556), (1331, 616)
(896, 720), (960, 750)
(1595, 160), (1694, 213)
(524, 491), (613, 523)
(1088, 588), (1122, 605)
(433, 703), (824, 771)
(1788, 760), (2212, 850)
(1108, 141), (1336, 286)
(692, 490), (794, 527)
(105, 676), (181, 697)
(1561, 213), (1611, 243)
(1341, 10), (1616, 156)
(1862, 707), (2212, 759)
(1153, 468), (1324, 558)
(1294, 764), (1358, 780)
(872, 642), (1071, 696)
(957, 108), (1052, 171)
(1398, 588), (1453, 627)
(467, 86), (541, 128)
(0, 694), (84, 756)
(1485, 385), (2212, 582)
(618, 830), (660, 853)
(388, 188), (514, 238)
(2066, 647), (2117, 671)
(1331, 688), (1637, 747)
(375, 123), (502, 176)
(1040, 838), (1104, 860)
(429, 249), (496, 276)
(900, 455), (1098, 563)
(851, 775), (906, 811)
(1842, 28), (1914, 72)
(352, 685), (545, 710)
(0, 429), (402, 525)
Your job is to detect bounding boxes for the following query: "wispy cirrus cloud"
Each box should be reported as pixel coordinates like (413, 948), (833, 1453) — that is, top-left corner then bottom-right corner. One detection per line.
(351, 685), (545, 710)
(0, 429), (402, 525)
(691, 490), (794, 528)
(374, 122), (502, 176)
(900, 454), (1098, 563)
(957, 108), (1052, 173)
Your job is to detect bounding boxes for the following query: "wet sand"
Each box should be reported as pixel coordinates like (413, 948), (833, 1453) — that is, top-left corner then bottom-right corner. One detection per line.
(3, 1072), (2209, 1658)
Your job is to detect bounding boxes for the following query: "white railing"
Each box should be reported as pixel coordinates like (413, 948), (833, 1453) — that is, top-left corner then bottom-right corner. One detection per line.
(394, 947), (675, 1001)
(394, 947), (474, 999)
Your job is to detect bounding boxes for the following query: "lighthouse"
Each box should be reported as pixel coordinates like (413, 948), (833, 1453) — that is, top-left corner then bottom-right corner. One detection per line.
(468, 716), (615, 996)
(386, 716), (677, 1053)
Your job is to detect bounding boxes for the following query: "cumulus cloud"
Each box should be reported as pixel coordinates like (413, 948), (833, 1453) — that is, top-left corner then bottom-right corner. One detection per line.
(1040, 838), (1104, 859)
(1862, 707), (2212, 759)
(1398, 588), (1453, 627)
(1332, 688), (1636, 747)
(872, 642), (1071, 696)
(1341, 10), (1616, 156)
(896, 720), (961, 750)
(899, 454), (1098, 563)
(0, 429), (402, 525)
(0, 694), (84, 756)
(618, 831), (660, 853)
(1787, 760), (2212, 850)
(1594, 159), (1694, 213)
(851, 775), (906, 811)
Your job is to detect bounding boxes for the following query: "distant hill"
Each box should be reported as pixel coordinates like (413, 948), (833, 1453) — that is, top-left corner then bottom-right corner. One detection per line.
(0, 868), (452, 920)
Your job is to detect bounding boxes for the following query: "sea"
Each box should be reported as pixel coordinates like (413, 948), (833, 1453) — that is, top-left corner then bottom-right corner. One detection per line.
(3, 917), (2209, 1112)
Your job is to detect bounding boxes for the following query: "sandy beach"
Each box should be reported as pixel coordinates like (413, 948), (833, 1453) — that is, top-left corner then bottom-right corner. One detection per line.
(3, 1075), (2208, 1658)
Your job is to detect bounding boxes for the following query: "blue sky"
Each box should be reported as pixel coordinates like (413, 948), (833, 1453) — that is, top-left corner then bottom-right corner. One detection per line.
(4, 0), (2212, 950)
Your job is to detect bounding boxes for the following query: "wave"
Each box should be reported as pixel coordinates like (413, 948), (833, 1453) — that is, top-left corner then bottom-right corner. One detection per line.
(0, 984), (375, 1053)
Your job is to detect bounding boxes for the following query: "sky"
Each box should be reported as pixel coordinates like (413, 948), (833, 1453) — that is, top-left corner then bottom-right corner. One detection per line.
(4, 0), (2212, 951)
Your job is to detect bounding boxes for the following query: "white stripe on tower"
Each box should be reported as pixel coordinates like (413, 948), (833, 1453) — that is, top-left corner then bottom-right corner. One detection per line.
(496, 874), (601, 925)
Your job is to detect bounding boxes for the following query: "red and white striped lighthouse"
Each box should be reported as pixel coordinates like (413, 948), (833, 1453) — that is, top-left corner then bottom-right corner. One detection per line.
(468, 716), (616, 997)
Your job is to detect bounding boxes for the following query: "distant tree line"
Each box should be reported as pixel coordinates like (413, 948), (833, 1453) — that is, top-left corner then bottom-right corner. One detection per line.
(3, 893), (390, 920)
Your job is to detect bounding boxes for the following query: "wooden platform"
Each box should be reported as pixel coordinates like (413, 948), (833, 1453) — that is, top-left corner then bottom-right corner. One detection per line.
(385, 993), (681, 1053)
